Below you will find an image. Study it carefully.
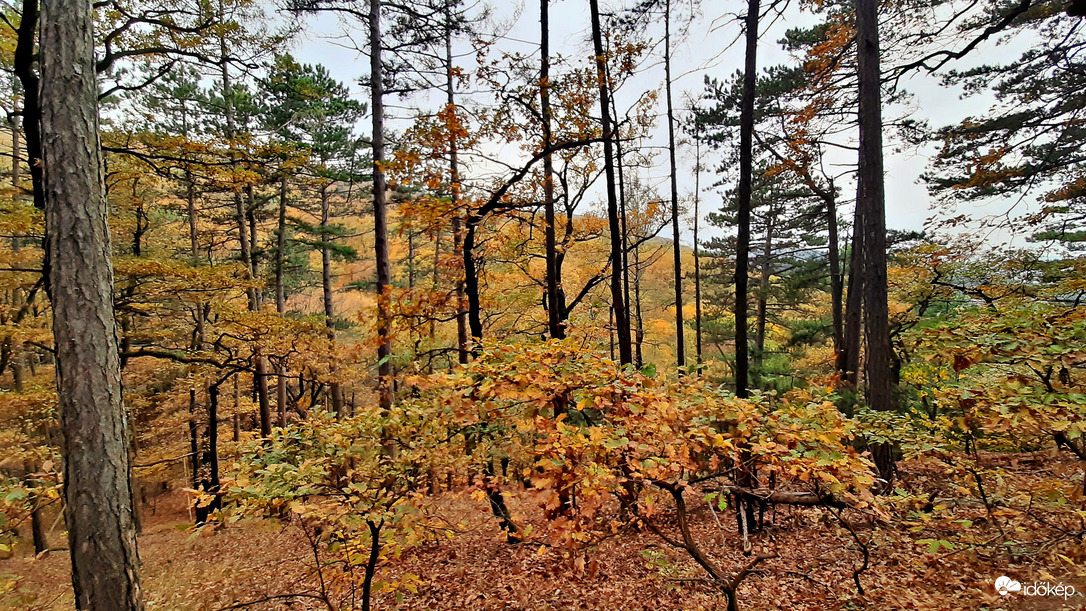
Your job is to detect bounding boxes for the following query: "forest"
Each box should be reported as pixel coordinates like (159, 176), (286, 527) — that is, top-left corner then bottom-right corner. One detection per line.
(1, 0), (1085, 609)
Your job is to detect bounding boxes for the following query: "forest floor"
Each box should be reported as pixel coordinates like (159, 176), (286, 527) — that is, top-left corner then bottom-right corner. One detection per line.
(4, 454), (1086, 610)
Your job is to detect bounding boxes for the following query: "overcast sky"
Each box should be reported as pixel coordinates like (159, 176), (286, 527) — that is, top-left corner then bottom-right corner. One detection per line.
(284, 0), (1026, 246)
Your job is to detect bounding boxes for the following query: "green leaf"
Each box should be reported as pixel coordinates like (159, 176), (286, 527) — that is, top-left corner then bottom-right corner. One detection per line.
(603, 436), (629, 449)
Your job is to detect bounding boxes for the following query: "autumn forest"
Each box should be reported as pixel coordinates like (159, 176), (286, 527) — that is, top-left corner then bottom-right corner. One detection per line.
(2, 0), (1086, 609)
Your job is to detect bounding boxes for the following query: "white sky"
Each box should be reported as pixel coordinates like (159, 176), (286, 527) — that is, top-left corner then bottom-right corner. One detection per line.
(283, 0), (1027, 245)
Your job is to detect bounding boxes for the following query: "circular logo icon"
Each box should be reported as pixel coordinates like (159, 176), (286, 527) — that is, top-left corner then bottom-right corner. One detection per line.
(995, 576), (1022, 596)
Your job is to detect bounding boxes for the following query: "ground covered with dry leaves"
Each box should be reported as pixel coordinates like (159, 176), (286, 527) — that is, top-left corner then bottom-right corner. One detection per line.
(4, 454), (1086, 611)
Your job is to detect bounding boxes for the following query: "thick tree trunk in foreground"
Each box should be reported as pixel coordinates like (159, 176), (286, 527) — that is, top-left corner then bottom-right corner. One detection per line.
(40, 1), (143, 606)
(734, 0), (761, 533)
(589, 0), (632, 365)
(735, 0), (759, 399)
(856, 0), (895, 488)
(542, 0), (563, 341)
(371, 0), (393, 411)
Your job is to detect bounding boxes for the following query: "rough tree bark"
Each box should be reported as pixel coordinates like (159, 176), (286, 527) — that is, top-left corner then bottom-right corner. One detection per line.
(371, 0), (394, 411)
(826, 195), (844, 358)
(735, 0), (759, 398)
(542, 0), (563, 340)
(40, 0), (143, 606)
(856, 0), (896, 487)
(840, 203), (863, 384)
(606, 55), (633, 366)
(734, 0), (761, 532)
(320, 182), (345, 416)
(589, 0), (632, 365)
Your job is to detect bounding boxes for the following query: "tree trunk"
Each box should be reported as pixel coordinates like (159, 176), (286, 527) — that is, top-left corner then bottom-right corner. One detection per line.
(610, 70), (631, 363)
(246, 185), (260, 308)
(609, 306), (615, 361)
(9, 117), (26, 391)
(321, 183), (345, 417)
(187, 173), (205, 349)
(223, 47), (254, 306)
(40, 1), (142, 605)
(430, 231), (440, 343)
(856, 0), (895, 487)
(541, 0), (563, 340)
(754, 224), (772, 370)
(13, 0), (43, 213)
(233, 376), (242, 431)
(443, 4), (467, 365)
(10, 114), (19, 190)
(826, 196), (844, 357)
(734, 0), (759, 398)
(24, 461), (47, 554)
(276, 367), (288, 427)
(220, 51), (269, 426)
(589, 0), (631, 365)
(633, 242), (645, 368)
(276, 175), (289, 426)
(11, 344), (25, 393)
(207, 384), (220, 492)
(189, 389), (200, 491)
(234, 190), (253, 305)
(188, 173), (200, 259)
(734, 0), (761, 532)
(361, 520), (382, 611)
(407, 231), (416, 290)
(664, 0), (685, 373)
(195, 382), (223, 523)
(840, 204), (863, 384)
(370, 0), (393, 411)
(256, 356), (271, 436)
(276, 174), (288, 314)
(452, 215), (469, 364)
(693, 131), (704, 372)
(464, 218), (484, 345)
